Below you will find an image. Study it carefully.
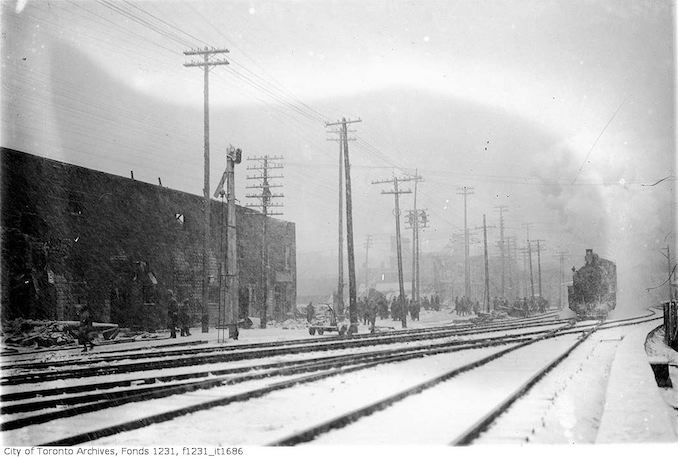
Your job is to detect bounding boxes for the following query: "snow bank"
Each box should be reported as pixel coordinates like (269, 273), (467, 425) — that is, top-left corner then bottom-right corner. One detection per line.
(596, 321), (676, 443)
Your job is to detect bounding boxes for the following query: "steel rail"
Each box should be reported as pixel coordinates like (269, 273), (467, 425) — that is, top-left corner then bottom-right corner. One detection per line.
(1, 319), (569, 385)
(35, 326), (574, 446)
(2, 326), (557, 405)
(3, 328), (566, 425)
(270, 324), (578, 446)
(1, 312), (560, 372)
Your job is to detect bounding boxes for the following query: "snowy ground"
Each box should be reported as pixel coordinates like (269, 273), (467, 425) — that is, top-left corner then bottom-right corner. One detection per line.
(88, 344), (518, 446)
(4, 307), (672, 446)
(479, 320), (677, 444)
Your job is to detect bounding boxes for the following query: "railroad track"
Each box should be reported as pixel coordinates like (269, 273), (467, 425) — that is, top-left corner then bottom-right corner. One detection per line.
(273, 311), (658, 445)
(1, 314), (567, 385)
(2, 310), (652, 446)
(0, 311), (561, 372)
(0, 315), (571, 445)
(1, 322), (572, 424)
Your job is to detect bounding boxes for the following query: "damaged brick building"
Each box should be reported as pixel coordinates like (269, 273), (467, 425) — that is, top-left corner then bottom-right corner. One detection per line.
(0, 148), (296, 329)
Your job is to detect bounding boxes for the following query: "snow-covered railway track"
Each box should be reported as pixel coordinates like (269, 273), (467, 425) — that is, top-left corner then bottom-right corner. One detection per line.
(0, 322), (573, 445)
(1, 316), (568, 385)
(276, 312), (656, 446)
(1, 328), (564, 432)
(0, 312), (560, 373)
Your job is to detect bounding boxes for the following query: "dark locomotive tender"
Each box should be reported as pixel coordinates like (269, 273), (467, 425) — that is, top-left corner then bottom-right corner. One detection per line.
(568, 249), (617, 319)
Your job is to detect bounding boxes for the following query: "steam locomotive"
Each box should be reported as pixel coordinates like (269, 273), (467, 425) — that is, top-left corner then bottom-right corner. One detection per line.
(568, 249), (617, 319)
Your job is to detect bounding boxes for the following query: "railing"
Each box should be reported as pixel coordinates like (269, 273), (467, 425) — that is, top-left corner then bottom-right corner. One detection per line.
(663, 301), (678, 350)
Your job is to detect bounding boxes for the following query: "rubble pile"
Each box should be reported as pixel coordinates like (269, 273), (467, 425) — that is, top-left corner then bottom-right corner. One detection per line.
(2, 319), (78, 348)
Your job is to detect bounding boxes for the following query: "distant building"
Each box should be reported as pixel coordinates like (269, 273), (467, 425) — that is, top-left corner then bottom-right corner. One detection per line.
(0, 148), (296, 328)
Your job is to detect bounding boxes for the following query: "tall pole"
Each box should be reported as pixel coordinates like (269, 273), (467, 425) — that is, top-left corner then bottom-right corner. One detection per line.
(507, 236), (515, 299)
(337, 131), (344, 313)
(342, 118), (358, 334)
(495, 206), (508, 297)
(326, 118), (362, 332)
(373, 174), (416, 328)
(246, 155), (284, 328)
(184, 47), (230, 333)
(483, 214), (490, 312)
(523, 223), (535, 299)
(534, 240), (545, 298)
(457, 186), (474, 299)
(225, 147), (240, 339)
(365, 235), (372, 295)
(410, 170), (424, 306)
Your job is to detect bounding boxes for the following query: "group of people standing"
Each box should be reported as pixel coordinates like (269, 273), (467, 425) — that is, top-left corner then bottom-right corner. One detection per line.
(166, 290), (193, 338)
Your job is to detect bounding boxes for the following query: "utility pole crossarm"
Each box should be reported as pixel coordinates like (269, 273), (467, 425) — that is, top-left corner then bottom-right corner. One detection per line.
(381, 189), (412, 195)
(325, 118), (362, 127)
(184, 48), (230, 55)
(183, 60), (229, 67)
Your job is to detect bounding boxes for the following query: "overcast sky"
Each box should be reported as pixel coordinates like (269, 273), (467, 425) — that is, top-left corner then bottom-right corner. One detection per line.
(2, 0), (675, 305)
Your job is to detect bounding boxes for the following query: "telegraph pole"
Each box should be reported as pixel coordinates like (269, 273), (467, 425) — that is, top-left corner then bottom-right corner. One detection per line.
(507, 236), (516, 299)
(483, 214), (491, 312)
(246, 155), (284, 328)
(213, 146), (242, 341)
(457, 186), (474, 299)
(364, 235), (373, 294)
(184, 46), (230, 332)
(406, 207), (429, 307)
(523, 223), (535, 299)
(406, 171), (424, 306)
(373, 174), (415, 328)
(533, 239), (545, 298)
(326, 118), (362, 333)
(327, 128), (345, 313)
(416, 209), (428, 306)
(495, 206), (508, 297)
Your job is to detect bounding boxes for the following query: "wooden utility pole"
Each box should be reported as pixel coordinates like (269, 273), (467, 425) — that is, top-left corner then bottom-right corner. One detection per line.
(373, 174), (415, 328)
(184, 46), (230, 332)
(405, 172), (424, 306)
(494, 206), (508, 297)
(336, 131), (344, 312)
(326, 118), (361, 333)
(213, 146), (242, 341)
(507, 236), (516, 299)
(326, 125), (355, 314)
(364, 235), (373, 295)
(406, 207), (429, 307)
(533, 239), (545, 298)
(483, 214), (491, 312)
(246, 155), (284, 328)
(457, 186), (474, 299)
(522, 223), (535, 299)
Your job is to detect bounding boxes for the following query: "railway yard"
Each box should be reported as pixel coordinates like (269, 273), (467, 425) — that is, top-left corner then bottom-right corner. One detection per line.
(1, 307), (675, 446)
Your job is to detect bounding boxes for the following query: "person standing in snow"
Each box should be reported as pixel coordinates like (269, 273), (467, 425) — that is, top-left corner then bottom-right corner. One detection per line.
(178, 299), (192, 337)
(167, 290), (179, 338)
(78, 304), (95, 352)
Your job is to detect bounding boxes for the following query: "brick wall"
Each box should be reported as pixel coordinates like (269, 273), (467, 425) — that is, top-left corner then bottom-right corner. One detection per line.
(1, 148), (296, 329)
